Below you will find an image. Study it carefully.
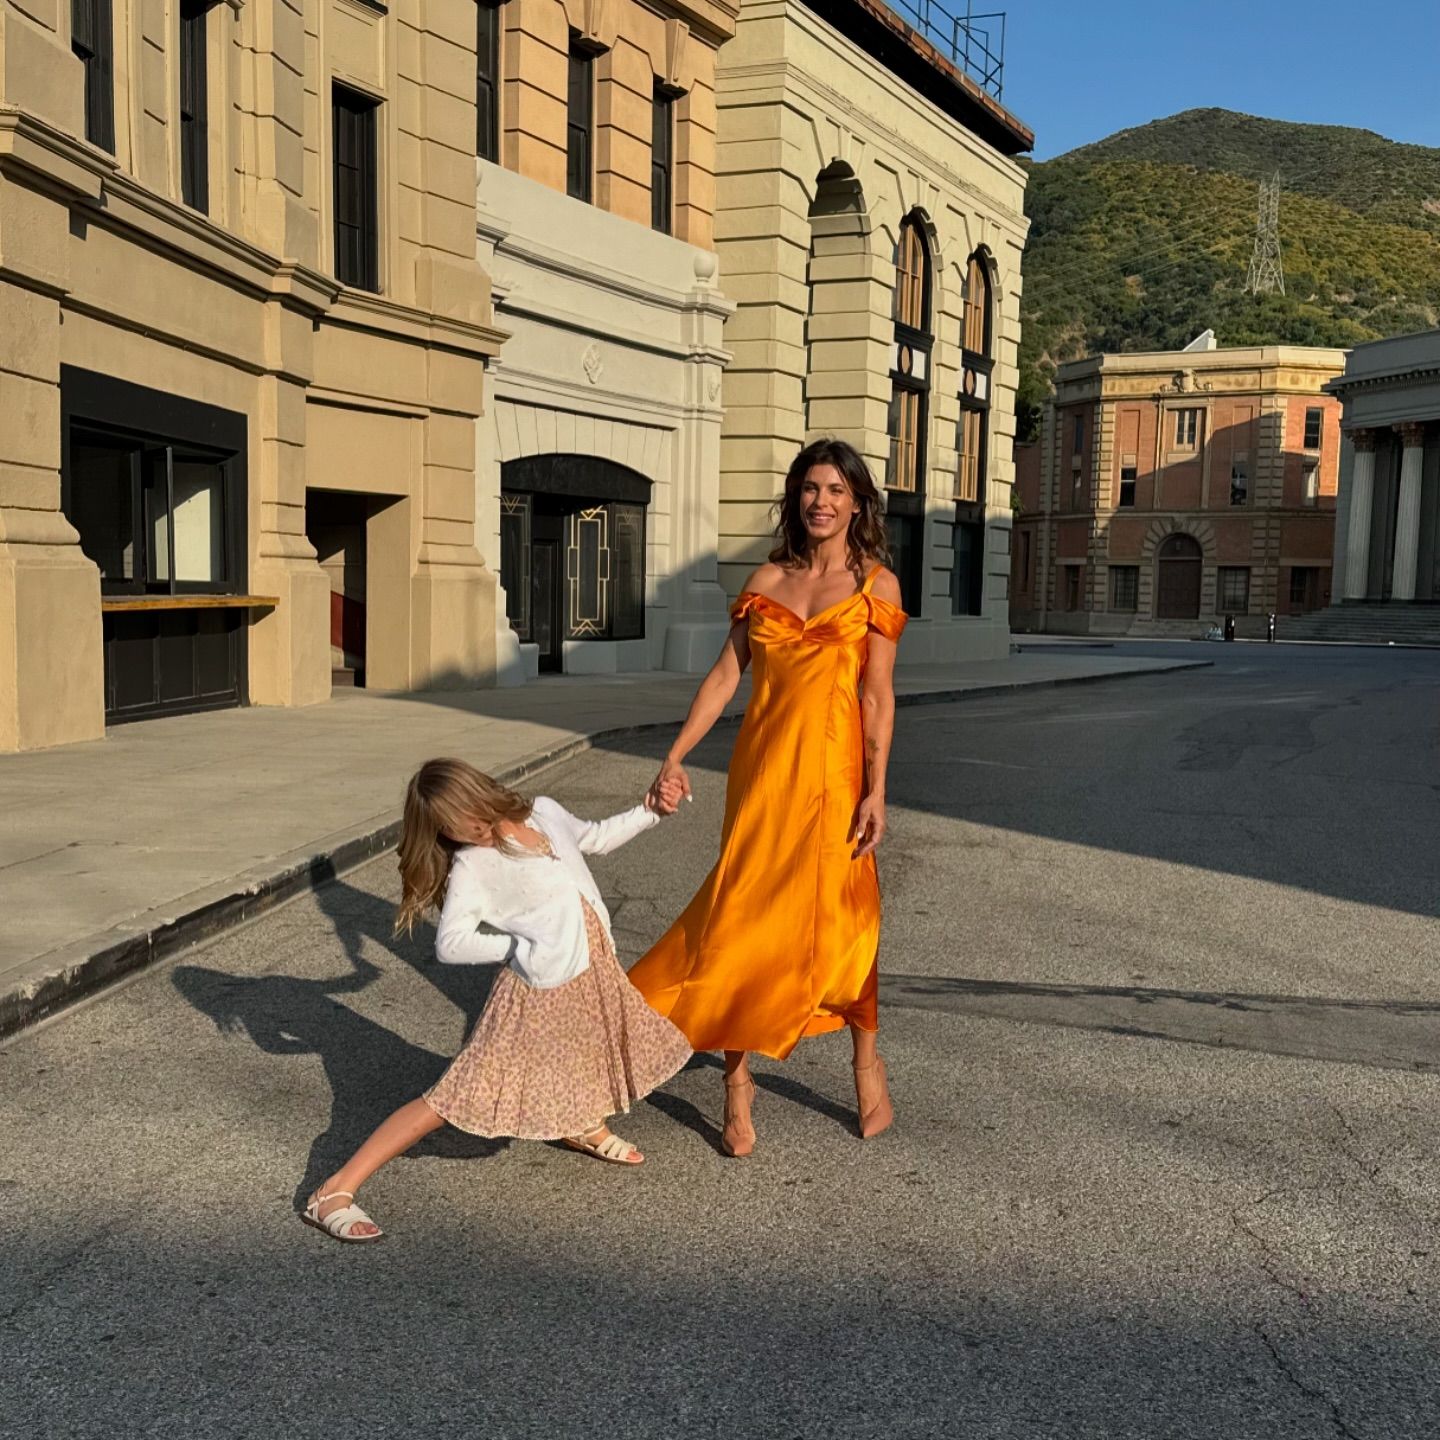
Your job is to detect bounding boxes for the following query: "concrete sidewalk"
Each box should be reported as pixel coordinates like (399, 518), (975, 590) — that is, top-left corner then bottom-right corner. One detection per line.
(0, 650), (1208, 1034)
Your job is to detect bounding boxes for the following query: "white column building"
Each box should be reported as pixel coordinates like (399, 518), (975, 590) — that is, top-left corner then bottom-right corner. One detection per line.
(1324, 332), (1440, 637)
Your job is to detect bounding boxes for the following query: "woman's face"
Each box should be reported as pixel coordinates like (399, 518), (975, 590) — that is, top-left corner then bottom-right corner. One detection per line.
(799, 464), (857, 544)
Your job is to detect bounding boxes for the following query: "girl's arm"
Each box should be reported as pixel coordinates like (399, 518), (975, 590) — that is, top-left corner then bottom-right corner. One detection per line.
(648, 602), (755, 808)
(434, 859), (526, 966)
(853, 568), (903, 859)
(537, 796), (660, 857)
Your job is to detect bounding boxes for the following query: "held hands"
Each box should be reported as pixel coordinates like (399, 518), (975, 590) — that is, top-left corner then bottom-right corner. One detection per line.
(646, 760), (692, 816)
(851, 791), (887, 859)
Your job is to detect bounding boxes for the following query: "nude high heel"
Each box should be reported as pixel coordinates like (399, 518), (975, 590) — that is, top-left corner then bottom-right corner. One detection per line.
(721, 1072), (756, 1157)
(854, 1056), (893, 1140)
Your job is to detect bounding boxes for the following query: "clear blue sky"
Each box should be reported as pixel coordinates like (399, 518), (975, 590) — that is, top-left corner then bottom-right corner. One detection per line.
(997, 0), (1440, 160)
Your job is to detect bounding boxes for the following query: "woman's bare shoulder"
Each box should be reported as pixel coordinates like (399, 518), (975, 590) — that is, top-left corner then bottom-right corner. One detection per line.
(741, 562), (786, 595)
(866, 565), (903, 604)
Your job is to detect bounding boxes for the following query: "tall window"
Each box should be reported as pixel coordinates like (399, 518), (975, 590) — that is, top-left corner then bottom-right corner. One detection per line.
(179, 1), (212, 212)
(1110, 566), (1138, 612)
(332, 86), (379, 291)
(954, 250), (992, 617)
(72, 0), (115, 153)
(1173, 408), (1201, 450)
(886, 216), (929, 496)
(1217, 566), (1250, 613)
(1118, 459), (1137, 508)
(651, 85), (674, 234)
(1303, 406), (1323, 450)
(1230, 456), (1249, 507)
(886, 214), (932, 616)
(476, 2), (501, 162)
(566, 42), (594, 202)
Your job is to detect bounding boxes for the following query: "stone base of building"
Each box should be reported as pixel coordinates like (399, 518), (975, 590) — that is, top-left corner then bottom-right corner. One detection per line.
(898, 615), (1012, 666)
(663, 619), (735, 674)
(0, 527), (105, 752)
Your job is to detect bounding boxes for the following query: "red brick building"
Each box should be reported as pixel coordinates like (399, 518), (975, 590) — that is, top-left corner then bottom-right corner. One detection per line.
(1011, 342), (1347, 637)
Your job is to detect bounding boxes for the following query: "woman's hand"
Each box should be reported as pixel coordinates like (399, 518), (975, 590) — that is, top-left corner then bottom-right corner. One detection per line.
(852, 791), (886, 859)
(648, 759), (691, 815)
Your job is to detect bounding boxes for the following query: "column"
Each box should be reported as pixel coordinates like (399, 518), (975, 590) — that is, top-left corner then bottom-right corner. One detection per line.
(1342, 428), (1377, 600)
(1390, 422), (1428, 602)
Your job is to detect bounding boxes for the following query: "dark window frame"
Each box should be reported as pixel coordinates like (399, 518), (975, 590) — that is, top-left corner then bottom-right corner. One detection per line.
(1230, 457), (1249, 507)
(566, 40), (594, 203)
(332, 84), (381, 292)
(1110, 565), (1139, 612)
(1118, 462), (1137, 508)
(1217, 565), (1251, 613)
(476, 1), (501, 163)
(651, 82), (674, 234)
(179, 0), (212, 212)
(72, 0), (116, 153)
(60, 367), (250, 721)
(1303, 406), (1324, 450)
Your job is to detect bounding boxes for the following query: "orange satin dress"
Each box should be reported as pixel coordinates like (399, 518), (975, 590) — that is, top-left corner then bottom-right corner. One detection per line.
(629, 569), (907, 1060)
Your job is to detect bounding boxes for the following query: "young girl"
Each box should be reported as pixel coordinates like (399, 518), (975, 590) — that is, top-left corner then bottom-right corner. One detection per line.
(302, 758), (691, 1243)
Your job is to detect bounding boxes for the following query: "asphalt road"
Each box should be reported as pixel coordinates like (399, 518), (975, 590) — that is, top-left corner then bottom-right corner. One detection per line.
(2, 642), (1438, 1439)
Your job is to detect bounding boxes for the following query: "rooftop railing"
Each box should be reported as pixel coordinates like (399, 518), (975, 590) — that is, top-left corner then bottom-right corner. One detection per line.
(883, 0), (1007, 99)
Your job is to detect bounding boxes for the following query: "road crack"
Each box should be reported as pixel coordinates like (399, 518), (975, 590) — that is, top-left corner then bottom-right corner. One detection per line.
(1253, 1325), (1362, 1440)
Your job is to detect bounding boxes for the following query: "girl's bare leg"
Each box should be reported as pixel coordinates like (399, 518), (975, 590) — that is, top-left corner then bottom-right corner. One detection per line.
(311, 1097), (447, 1235)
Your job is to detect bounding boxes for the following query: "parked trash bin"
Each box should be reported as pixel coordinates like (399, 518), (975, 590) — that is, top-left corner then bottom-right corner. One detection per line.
(1223, 614), (1236, 642)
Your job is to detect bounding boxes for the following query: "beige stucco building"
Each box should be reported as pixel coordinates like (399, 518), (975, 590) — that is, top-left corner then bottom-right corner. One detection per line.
(1012, 341), (1348, 639)
(471, 0), (738, 680)
(712, 0), (1032, 662)
(0, 0), (502, 750)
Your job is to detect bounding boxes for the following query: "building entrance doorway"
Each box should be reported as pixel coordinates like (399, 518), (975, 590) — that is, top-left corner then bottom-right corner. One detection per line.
(306, 491), (370, 686)
(1155, 533), (1202, 618)
(500, 455), (650, 674)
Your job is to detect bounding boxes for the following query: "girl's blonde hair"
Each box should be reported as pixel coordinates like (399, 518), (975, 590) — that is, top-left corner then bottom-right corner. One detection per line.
(395, 758), (533, 936)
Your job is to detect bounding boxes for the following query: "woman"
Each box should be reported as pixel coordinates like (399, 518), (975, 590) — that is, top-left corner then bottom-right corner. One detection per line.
(628, 437), (907, 1156)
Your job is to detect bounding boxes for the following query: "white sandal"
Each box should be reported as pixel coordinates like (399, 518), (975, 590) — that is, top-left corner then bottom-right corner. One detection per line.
(302, 1188), (385, 1243)
(562, 1128), (644, 1166)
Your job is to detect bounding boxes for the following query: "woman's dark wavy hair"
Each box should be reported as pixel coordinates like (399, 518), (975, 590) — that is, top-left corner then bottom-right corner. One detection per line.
(769, 437), (891, 572)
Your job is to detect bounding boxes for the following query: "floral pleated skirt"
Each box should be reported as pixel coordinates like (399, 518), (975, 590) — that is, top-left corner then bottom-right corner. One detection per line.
(425, 900), (692, 1140)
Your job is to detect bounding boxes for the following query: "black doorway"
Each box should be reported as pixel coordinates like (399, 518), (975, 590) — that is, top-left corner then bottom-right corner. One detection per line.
(531, 531), (563, 674)
(499, 455), (650, 674)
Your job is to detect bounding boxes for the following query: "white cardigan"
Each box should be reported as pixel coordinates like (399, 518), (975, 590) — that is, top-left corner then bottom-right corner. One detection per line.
(433, 796), (660, 988)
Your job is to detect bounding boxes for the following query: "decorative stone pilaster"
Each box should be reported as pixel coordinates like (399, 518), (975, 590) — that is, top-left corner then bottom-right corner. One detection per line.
(1390, 422), (1428, 602)
(1342, 428), (1378, 601)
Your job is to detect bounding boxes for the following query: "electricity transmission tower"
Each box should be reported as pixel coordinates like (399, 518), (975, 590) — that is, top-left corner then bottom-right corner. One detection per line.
(1244, 171), (1285, 296)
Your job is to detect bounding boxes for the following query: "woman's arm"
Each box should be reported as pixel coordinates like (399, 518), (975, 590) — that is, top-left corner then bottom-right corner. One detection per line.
(434, 860), (526, 966)
(647, 611), (753, 807)
(853, 568), (902, 859)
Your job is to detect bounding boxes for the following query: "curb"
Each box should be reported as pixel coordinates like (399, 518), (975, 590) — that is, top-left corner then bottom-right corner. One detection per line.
(0, 659), (1210, 1039)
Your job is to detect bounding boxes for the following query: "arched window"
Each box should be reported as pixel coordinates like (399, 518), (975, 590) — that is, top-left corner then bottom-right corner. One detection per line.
(887, 213), (932, 613)
(952, 251), (992, 616)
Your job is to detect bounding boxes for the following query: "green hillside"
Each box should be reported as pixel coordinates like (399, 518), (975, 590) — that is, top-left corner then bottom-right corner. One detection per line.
(1018, 110), (1440, 438)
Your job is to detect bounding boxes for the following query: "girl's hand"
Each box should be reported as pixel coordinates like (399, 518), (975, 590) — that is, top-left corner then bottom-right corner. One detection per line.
(648, 759), (691, 814)
(645, 776), (686, 817)
(852, 792), (886, 859)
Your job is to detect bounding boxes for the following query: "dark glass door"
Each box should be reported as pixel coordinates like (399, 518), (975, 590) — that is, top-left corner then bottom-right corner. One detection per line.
(532, 538), (562, 673)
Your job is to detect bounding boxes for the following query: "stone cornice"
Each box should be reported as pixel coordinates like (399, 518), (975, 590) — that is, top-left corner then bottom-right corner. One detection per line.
(488, 227), (735, 323)
(716, 57), (1029, 235)
(0, 106), (502, 357)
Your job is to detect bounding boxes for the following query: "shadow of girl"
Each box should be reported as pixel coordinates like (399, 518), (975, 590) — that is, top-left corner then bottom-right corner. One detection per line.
(172, 950), (509, 1212)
